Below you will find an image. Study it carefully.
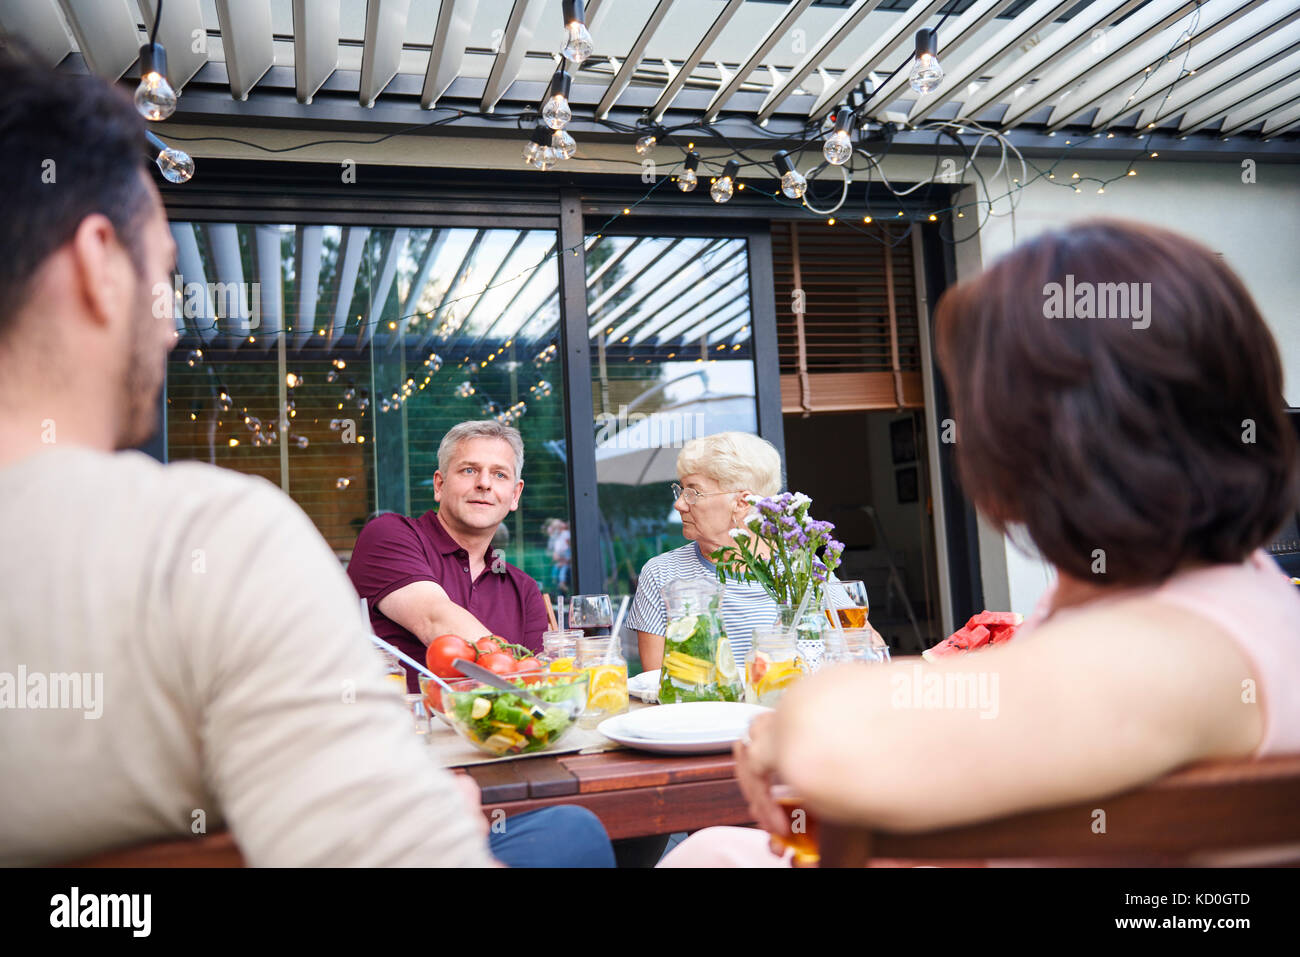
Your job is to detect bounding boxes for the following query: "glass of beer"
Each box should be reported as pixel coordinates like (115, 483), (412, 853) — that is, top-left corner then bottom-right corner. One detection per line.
(826, 579), (869, 629)
(770, 785), (820, 865)
(568, 594), (614, 638)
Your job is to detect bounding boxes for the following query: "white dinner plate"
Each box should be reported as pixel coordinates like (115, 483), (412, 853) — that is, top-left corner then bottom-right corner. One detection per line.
(627, 669), (660, 702)
(598, 701), (771, 754)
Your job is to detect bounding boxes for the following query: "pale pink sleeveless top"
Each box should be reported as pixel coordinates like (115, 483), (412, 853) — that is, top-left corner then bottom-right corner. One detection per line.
(1022, 550), (1300, 756)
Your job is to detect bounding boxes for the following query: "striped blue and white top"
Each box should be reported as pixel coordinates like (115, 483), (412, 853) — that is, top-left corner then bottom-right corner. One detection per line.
(626, 542), (855, 670)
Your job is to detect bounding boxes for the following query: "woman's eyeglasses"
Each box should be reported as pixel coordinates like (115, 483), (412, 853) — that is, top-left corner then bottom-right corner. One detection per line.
(671, 483), (741, 506)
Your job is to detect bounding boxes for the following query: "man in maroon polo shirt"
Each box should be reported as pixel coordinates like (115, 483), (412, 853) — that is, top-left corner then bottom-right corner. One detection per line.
(348, 420), (550, 690)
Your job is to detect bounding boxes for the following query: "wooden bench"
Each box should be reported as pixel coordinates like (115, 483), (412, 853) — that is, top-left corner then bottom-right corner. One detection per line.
(819, 752), (1300, 867)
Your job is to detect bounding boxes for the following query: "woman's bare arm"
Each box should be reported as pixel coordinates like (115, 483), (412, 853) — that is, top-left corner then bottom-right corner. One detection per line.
(638, 630), (665, 671)
(773, 597), (1264, 832)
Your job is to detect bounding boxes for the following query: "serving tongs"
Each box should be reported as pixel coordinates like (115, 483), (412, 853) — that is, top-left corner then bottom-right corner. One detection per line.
(452, 658), (552, 720)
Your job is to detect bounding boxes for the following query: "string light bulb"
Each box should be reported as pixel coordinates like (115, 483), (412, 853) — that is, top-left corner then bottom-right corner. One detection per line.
(710, 160), (740, 203)
(134, 42), (177, 120)
(635, 133), (656, 156)
(551, 128), (577, 160)
(541, 66), (572, 130)
(144, 131), (194, 184)
(523, 123), (559, 170)
(908, 29), (944, 95)
(678, 151), (700, 192)
(773, 150), (807, 199)
(823, 106), (856, 166)
(561, 0), (594, 64)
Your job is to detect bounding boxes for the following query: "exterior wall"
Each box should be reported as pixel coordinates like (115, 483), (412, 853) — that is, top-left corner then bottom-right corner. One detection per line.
(959, 157), (1300, 617)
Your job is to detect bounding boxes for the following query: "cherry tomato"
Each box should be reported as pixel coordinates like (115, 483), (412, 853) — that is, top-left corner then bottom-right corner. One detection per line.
(473, 636), (503, 657)
(476, 652), (517, 676)
(425, 634), (475, 679)
(512, 656), (543, 674)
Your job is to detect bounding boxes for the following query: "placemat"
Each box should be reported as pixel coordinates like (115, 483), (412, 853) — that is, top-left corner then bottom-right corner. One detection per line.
(426, 700), (653, 769)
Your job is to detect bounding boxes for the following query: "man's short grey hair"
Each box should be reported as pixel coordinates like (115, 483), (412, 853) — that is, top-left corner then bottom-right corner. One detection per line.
(437, 420), (525, 479)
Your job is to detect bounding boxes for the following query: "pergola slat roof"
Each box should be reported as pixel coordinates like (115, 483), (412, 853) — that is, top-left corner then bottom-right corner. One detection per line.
(4, 0), (1297, 145)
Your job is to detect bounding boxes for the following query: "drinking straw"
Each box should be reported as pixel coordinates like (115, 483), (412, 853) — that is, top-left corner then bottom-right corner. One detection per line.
(366, 633), (455, 694)
(558, 595), (566, 629)
(543, 594), (559, 631)
(612, 594), (629, 637)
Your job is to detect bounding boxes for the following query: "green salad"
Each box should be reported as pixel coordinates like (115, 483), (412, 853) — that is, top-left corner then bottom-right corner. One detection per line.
(445, 676), (587, 755)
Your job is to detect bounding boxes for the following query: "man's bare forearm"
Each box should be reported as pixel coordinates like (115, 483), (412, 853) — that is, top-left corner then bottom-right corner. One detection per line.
(378, 581), (491, 647)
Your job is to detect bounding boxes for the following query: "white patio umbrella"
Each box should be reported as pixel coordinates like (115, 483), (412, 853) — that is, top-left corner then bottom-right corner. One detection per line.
(594, 393), (757, 486)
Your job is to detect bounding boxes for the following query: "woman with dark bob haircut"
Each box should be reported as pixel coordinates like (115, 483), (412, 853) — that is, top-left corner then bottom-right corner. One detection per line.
(659, 220), (1300, 868)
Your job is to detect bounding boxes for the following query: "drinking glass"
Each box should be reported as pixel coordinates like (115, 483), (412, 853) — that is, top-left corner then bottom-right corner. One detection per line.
(568, 594), (613, 638)
(770, 784), (820, 865)
(825, 579), (870, 629)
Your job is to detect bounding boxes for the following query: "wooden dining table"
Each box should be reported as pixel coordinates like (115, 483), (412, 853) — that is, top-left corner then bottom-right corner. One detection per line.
(457, 749), (755, 840)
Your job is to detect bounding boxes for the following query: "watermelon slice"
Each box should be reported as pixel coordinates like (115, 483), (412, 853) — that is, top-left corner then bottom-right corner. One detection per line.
(970, 611), (1022, 629)
(922, 612), (1021, 661)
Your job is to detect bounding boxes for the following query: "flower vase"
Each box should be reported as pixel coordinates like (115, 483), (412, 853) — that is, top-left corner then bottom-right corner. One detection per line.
(793, 611), (827, 673)
(777, 602), (826, 673)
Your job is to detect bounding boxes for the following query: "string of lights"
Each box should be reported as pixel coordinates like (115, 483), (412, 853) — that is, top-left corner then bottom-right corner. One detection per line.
(154, 0), (1216, 458)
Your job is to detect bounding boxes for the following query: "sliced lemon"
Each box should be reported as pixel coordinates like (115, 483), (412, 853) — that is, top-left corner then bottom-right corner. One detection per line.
(756, 663), (803, 698)
(587, 665), (627, 693)
(666, 616), (698, 643)
(588, 686), (628, 712)
(549, 657), (575, 672)
(715, 636), (738, 682)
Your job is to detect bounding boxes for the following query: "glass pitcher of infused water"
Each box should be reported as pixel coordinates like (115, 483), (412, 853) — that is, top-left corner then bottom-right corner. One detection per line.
(658, 579), (744, 703)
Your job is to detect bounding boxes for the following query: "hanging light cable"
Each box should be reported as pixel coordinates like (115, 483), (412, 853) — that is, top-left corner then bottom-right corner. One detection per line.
(145, 130), (194, 183)
(135, 0), (177, 120)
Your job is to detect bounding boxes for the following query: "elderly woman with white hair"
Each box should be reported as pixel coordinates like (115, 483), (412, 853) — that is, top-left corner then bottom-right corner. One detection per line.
(628, 431), (852, 673)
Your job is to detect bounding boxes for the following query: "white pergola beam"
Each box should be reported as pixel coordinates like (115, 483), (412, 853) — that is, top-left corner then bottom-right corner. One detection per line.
(755, 0), (886, 124)
(293, 225), (323, 349)
(1147, 34), (1300, 126)
(648, 0), (746, 122)
(588, 239), (685, 325)
(605, 243), (737, 342)
(205, 223), (249, 348)
(358, 228), (409, 350)
(480, 0), (547, 113)
(415, 231), (486, 350)
(703, 0), (818, 123)
(0, 0), (73, 67)
(252, 225), (283, 352)
(291, 0), (339, 104)
(171, 223), (215, 343)
(330, 227), (370, 342)
(422, 0), (479, 108)
(392, 230), (450, 349)
(359, 0), (410, 108)
(653, 285), (749, 345)
(1091, 2), (1300, 128)
(56, 0), (139, 81)
(954, 0), (1143, 122)
(1043, 0), (1267, 132)
(1179, 50), (1300, 132)
(865, 0), (1012, 120)
(136, 0), (206, 89)
(595, 0), (676, 119)
(807, 0), (951, 120)
(1000, 0), (1202, 129)
(908, 0), (1081, 123)
(1217, 79), (1300, 137)
(214, 0), (274, 101)
(1261, 100), (1300, 136)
